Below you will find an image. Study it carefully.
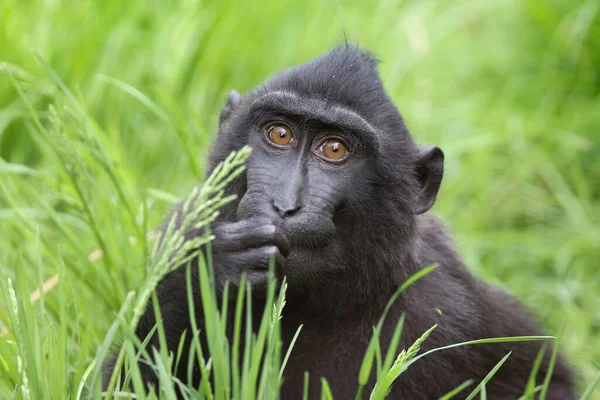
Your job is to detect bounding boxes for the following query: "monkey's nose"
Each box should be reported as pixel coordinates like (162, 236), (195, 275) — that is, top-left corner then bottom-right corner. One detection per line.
(271, 199), (302, 218)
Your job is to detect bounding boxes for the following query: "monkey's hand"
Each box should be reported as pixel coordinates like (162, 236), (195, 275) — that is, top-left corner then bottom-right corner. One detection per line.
(209, 217), (290, 293)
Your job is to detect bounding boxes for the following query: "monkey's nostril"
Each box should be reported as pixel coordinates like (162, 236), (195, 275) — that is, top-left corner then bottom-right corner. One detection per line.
(271, 199), (301, 218)
(284, 206), (301, 217)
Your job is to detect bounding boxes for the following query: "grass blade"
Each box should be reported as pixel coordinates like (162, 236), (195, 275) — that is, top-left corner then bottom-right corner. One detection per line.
(580, 368), (600, 400)
(465, 352), (512, 400)
(438, 380), (474, 400)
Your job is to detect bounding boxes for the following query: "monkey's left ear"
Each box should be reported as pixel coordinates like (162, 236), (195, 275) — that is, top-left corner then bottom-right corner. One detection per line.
(219, 89), (243, 125)
(414, 145), (444, 214)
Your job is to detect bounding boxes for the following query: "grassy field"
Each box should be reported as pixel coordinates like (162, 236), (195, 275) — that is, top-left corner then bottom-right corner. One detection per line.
(1, 0), (599, 398)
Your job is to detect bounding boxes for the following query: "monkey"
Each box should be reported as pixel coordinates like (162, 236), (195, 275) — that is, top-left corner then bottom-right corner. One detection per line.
(103, 45), (576, 399)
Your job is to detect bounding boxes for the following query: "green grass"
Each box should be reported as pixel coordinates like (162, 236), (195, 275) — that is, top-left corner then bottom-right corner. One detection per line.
(1, 0), (599, 398)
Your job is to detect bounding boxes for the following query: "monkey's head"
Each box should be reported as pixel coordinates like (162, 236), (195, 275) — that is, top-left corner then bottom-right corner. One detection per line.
(210, 46), (444, 285)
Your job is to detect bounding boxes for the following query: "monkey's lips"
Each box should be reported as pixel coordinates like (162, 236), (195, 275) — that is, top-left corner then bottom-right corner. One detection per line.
(276, 216), (336, 249)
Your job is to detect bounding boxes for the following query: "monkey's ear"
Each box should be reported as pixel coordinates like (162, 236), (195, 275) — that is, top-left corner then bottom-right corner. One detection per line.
(414, 145), (444, 214)
(219, 89), (242, 125)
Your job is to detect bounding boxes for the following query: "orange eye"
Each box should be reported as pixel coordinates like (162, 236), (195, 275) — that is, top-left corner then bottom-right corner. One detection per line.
(267, 125), (293, 147)
(318, 139), (349, 162)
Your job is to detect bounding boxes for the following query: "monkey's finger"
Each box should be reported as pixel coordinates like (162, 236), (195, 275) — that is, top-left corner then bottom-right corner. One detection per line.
(230, 245), (285, 271)
(183, 218), (271, 242)
(214, 217), (274, 235)
(218, 270), (271, 293)
(215, 222), (291, 257)
(240, 270), (271, 292)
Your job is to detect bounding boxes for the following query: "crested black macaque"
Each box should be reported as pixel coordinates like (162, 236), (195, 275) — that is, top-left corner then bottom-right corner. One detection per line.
(104, 46), (576, 399)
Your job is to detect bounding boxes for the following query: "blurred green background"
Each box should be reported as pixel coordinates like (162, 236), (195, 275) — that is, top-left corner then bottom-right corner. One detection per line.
(1, 0), (599, 397)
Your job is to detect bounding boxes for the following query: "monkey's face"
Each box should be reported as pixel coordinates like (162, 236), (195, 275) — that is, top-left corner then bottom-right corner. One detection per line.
(221, 85), (444, 284)
(213, 51), (444, 282)
(236, 112), (376, 251)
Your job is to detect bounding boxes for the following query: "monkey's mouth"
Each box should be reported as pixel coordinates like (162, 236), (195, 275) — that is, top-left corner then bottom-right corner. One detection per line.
(277, 217), (336, 249)
(235, 195), (336, 248)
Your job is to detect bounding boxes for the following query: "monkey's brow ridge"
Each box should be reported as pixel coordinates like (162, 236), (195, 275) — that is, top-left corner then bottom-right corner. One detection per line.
(249, 90), (379, 148)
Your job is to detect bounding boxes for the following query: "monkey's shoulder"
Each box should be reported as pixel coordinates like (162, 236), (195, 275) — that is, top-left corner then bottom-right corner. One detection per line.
(411, 214), (547, 337)
(415, 213), (469, 276)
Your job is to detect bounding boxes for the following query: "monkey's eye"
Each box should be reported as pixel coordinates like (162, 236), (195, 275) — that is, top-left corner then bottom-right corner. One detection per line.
(266, 124), (294, 148)
(316, 139), (349, 162)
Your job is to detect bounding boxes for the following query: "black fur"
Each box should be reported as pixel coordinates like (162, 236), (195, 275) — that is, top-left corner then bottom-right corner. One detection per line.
(104, 46), (575, 399)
